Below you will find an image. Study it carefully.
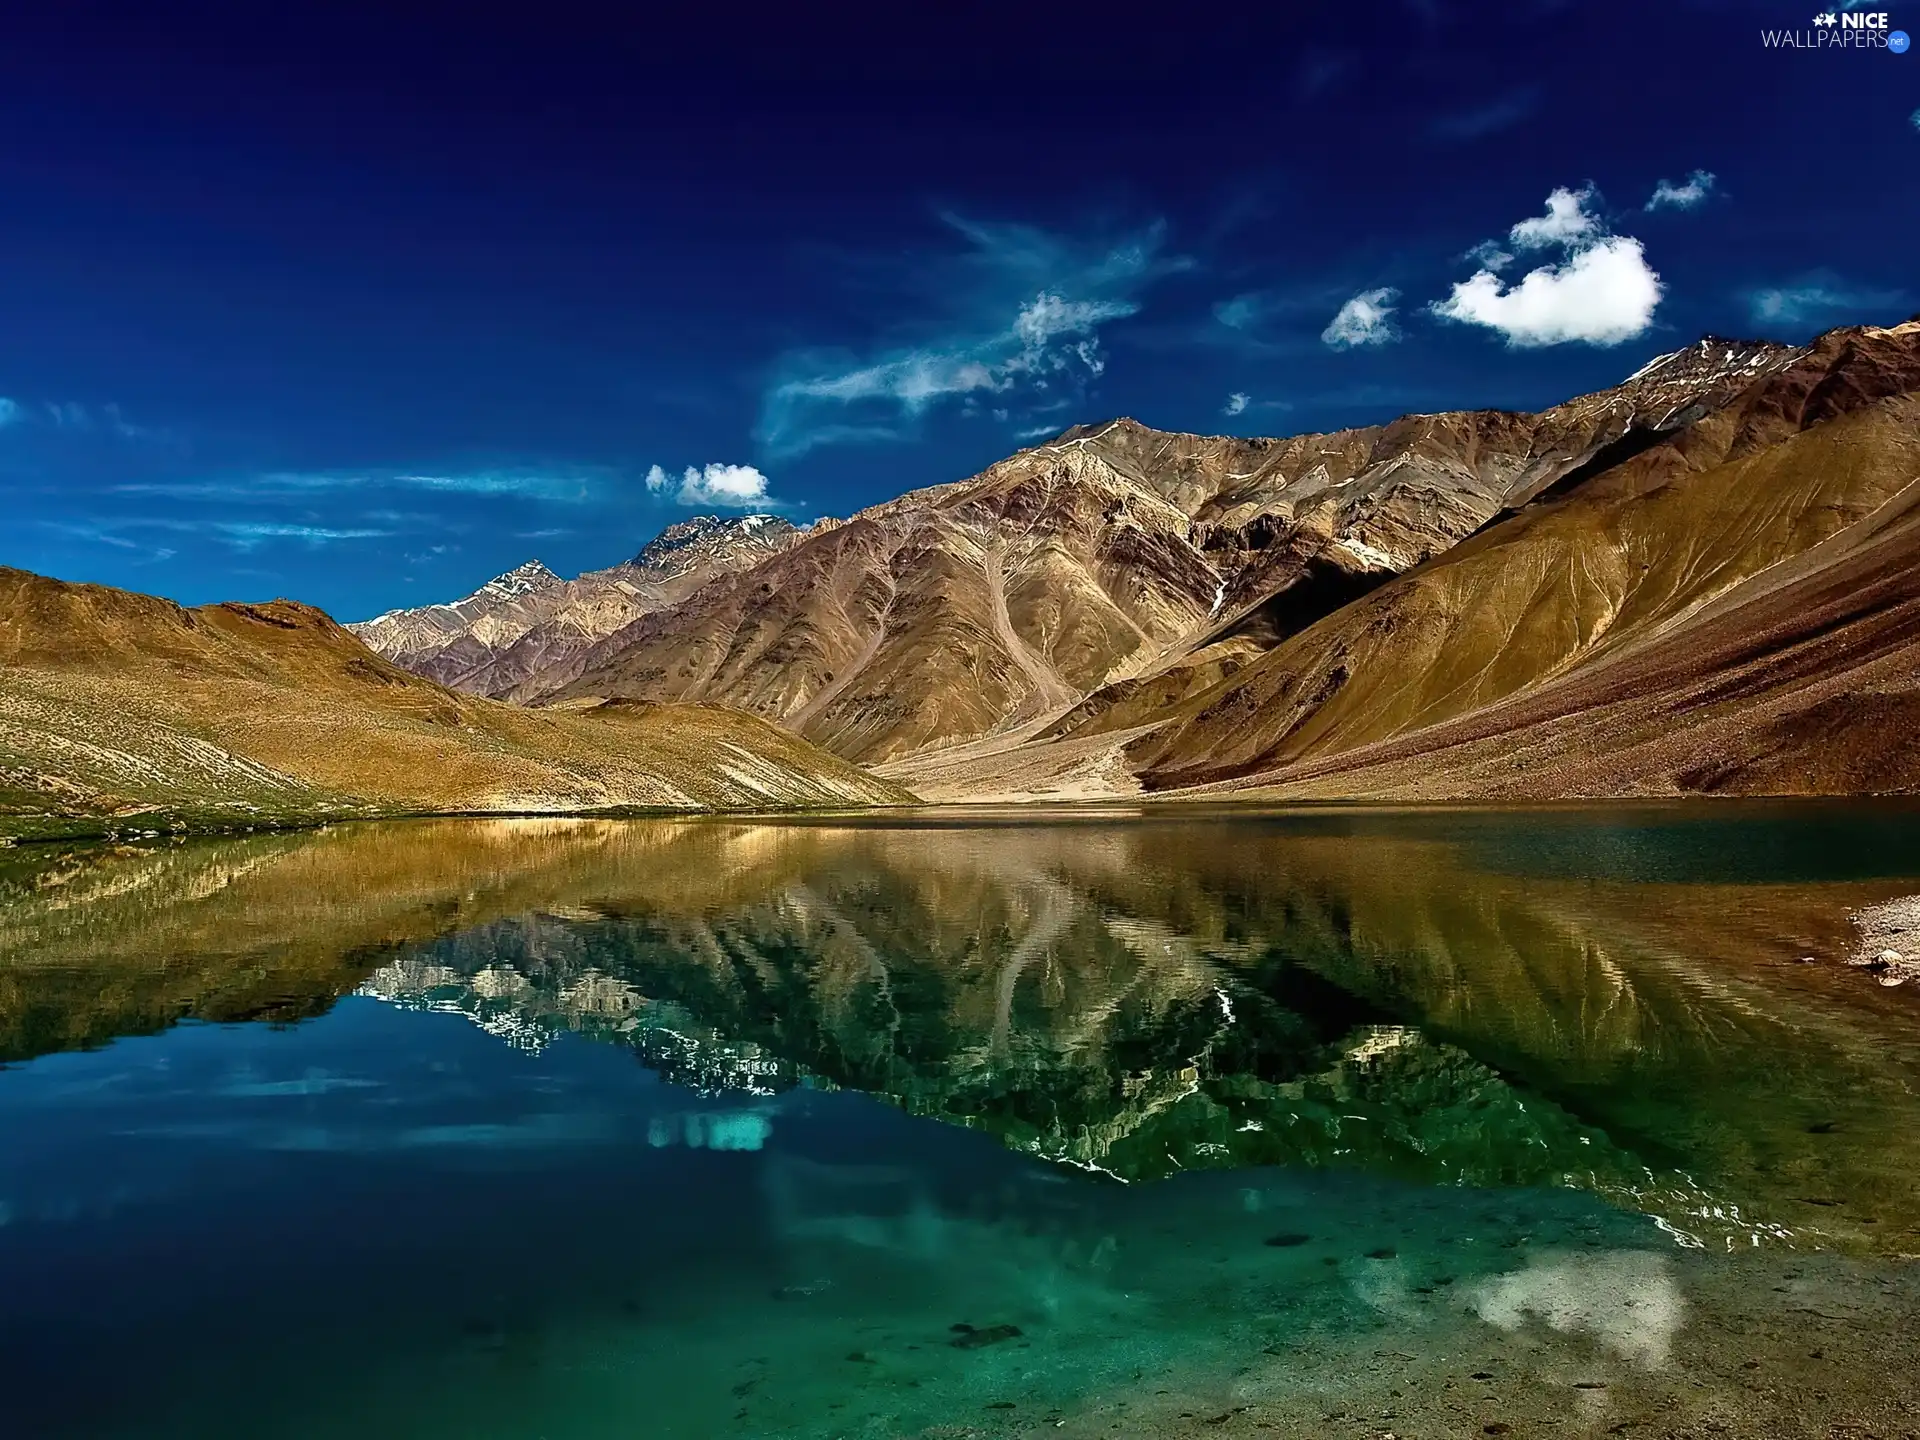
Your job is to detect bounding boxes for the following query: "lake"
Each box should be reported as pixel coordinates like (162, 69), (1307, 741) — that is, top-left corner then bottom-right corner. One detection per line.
(3, 805), (1919, 1437)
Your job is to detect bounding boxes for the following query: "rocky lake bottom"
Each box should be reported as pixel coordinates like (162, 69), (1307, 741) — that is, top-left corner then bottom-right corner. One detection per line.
(2, 804), (1918, 1437)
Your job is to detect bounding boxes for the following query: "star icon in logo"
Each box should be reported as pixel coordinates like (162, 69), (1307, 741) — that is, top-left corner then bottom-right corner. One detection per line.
(1813, 11), (1837, 24)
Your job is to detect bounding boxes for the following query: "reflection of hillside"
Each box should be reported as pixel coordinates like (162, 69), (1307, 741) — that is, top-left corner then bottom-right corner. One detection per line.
(4, 811), (1920, 1249)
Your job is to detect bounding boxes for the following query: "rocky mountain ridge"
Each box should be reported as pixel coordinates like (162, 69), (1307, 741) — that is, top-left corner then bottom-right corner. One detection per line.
(346, 513), (802, 696)
(538, 333), (1808, 763)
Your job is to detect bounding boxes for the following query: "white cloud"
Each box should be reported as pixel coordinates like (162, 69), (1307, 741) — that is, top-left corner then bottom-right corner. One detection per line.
(1646, 169), (1716, 212)
(646, 462), (776, 509)
(1321, 287), (1402, 349)
(1223, 392), (1250, 416)
(76, 517), (395, 549)
(1432, 186), (1662, 348)
(1434, 238), (1662, 347)
(759, 216), (1181, 457)
(214, 522), (390, 548)
(1509, 186), (1602, 249)
(1011, 293), (1133, 357)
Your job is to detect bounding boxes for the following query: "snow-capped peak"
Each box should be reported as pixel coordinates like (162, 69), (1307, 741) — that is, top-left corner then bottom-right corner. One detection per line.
(478, 560), (563, 601)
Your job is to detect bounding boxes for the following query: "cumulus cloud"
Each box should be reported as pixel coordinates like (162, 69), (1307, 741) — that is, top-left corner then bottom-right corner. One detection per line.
(1509, 186), (1603, 249)
(1432, 186), (1662, 347)
(1223, 392), (1250, 416)
(759, 216), (1182, 458)
(1646, 169), (1716, 211)
(646, 462), (776, 509)
(0, 397), (18, 428)
(1321, 287), (1402, 348)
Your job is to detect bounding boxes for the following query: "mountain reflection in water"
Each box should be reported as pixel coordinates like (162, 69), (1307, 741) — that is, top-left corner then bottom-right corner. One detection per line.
(7, 805), (1920, 1255)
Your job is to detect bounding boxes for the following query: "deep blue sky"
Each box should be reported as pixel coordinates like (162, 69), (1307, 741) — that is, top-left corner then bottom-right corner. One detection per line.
(2, 0), (1914, 619)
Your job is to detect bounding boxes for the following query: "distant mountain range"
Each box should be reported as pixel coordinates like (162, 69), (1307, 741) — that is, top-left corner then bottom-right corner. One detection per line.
(351, 317), (1920, 801)
(346, 513), (803, 697)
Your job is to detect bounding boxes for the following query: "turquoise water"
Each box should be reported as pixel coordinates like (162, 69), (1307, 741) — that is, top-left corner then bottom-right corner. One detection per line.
(3, 806), (1920, 1436)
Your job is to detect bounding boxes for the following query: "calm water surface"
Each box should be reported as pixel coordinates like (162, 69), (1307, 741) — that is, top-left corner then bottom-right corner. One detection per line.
(3, 805), (1919, 1437)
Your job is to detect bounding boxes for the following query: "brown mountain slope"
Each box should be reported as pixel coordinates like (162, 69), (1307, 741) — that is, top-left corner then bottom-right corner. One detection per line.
(348, 514), (804, 698)
(1118, 321), (1920, 798)
(548, 341), (1793, 762)
(0, 568), (909, 836)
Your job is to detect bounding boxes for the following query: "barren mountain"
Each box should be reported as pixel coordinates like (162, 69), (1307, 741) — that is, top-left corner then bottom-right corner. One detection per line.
(1081, 320), (1920, 800)
(347, 513), (802, 697)
(346, 559), (565, 687)
(0, 567), (908, 838)
(547, 337), (1800, 762)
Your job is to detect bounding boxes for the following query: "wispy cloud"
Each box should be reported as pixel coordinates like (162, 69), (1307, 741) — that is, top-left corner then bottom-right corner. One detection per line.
(1432, 186), (1662, 347)
(210, 522), (392, 549)
(644, 462), (779, 510)
(1213, 294), (1263, 331)
(1202, 286), (1379, 358)
(1218, 393), (1293, 421)
(1509, 186), (1603, 249)
(0, 396), (160, 441)
(114, 468), (600, 504)
(35, 520), (148, 551)
(39, 516), (392, 553)
(759, 214), (1185, 458)
(1322, 288), (1403, 349)
(1429, 87), (1540, 143)
(1646, 169), (1717, 212)
(1746, 274), (1908, 327)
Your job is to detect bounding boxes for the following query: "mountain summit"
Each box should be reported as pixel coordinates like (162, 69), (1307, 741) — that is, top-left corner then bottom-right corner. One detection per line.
(348, 514), (806, 696)
(633, 514), (797, 573)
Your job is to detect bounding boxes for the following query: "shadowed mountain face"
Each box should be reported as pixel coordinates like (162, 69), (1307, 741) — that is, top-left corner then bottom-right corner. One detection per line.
(369, 339), (1789, 766)
(10, 808), (1920, 1251)
(1121, 322), (1920, 798)
(0, 567), (908, 837)
(346, 515), (803, 699)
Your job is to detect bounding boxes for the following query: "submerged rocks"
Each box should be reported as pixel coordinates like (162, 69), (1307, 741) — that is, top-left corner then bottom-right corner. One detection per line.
(949, 1322), (1024, 1350)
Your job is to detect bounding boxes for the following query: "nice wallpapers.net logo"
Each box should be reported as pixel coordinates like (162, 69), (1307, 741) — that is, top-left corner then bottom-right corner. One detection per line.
(1762, 10), (1911, 50)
